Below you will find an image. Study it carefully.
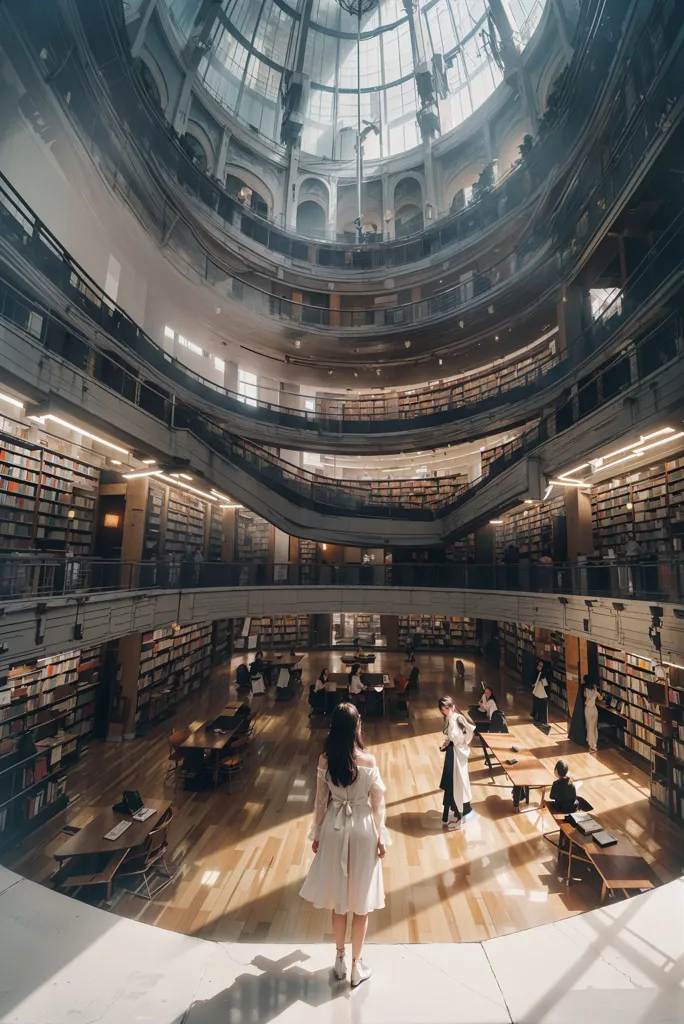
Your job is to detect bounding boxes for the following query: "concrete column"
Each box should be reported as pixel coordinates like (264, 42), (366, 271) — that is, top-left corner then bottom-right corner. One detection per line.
(381, 175), (392, 237)
(215, 127), (231, 182)
(223, 360), (239, 395)
(221, 508), (236, 563)
(565, 488), (594, 558)
(483, 120), (494, 165)
(549, 0), (574, 62)
(285, 147), (300, 230)
(488, 0), (539, 123)
(328, 176), (338, 236)
(130, 0), (158, 58)
(474, 525), (495, 565)
(172, 70), (194, 135)
(114, 631), (143, 741)
(422, 140), (437, 221)
(557, 284), (589, 352)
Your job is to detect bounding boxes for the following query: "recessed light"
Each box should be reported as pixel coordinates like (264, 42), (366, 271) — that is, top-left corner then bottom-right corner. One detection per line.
(294, 340), (301, 348)
(111, 459), (121, 465)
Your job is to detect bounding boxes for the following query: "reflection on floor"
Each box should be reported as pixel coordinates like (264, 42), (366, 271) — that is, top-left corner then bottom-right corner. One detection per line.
(4, 653), (681, 944)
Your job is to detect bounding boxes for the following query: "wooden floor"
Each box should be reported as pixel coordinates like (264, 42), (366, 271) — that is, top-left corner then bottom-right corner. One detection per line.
(5, 651), (682, 944)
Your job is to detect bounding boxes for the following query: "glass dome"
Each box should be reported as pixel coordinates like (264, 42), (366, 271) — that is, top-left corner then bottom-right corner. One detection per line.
(163, 0), (547, 159)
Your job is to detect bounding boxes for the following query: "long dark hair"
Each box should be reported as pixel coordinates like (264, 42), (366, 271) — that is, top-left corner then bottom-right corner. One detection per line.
(324, 703), (364, 787)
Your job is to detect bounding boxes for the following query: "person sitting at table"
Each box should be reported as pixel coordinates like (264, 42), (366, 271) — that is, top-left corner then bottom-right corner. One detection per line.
(546, 760), (579, 814)
(249, 654), (266, 695)
(348, 664), (365, 695)
(314, 668), (330, 692)
(393, 672), (409, 693)
(476, 686), (498, 727)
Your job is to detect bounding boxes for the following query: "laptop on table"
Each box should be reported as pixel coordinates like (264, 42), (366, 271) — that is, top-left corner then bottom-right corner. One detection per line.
(123, 790), (156, 822)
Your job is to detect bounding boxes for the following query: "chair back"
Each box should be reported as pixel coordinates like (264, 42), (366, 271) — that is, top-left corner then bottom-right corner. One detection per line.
(145, 808), (173, 861)
(236, 664), (250, 687)
(407, 667), (420, 691)
(490, 709), (509, 733)
(169, 728), (190, 751)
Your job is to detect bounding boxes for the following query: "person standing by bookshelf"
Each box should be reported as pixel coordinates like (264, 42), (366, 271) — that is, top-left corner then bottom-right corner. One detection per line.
(583, 675), (602, 752)
(531, 659), (549, 725)
(437, 697), (475, 829)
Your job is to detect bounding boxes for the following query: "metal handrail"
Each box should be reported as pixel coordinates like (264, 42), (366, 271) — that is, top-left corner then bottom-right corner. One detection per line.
(0, 556), (680, 604)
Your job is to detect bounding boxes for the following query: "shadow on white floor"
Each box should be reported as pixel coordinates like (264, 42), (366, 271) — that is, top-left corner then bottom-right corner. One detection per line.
(0, 865), (681, 1023)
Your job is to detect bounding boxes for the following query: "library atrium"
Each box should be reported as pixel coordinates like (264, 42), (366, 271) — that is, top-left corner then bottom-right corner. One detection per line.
(0, 0), (683, 1020)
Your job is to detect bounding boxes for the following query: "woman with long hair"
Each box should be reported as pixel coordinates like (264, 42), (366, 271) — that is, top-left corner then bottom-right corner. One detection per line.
(583, 675), (602, 751)
(438, 696), (476, 829)
(300, 703), (390, 988)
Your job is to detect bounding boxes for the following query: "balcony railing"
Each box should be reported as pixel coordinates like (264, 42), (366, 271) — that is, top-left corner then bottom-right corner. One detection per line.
(1, 556), (681, 604)
(0, 228), (682, 523)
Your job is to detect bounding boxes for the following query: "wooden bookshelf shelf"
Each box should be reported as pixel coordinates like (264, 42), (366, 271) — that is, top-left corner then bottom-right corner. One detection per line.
(397, 615), (476, 651)
(0, 644), (102, 848)
(135, 622), (212, 731)
(0, 420), (100, 556)
(236, 511), (270, 562)
(233, 615), (310, 650)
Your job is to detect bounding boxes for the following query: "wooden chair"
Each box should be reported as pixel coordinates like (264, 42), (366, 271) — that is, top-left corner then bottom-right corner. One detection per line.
(52, 849), (129, 904)
(218, 752), (245, 793)
(245, 710), (260, 739)
(165, 728), (191, 784)
(117, 808), (175, 900)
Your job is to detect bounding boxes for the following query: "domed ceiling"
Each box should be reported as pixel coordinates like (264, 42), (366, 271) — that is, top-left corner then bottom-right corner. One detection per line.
(163, 0), (548, 159)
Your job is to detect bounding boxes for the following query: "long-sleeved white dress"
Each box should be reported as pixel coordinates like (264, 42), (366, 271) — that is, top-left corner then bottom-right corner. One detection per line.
(299, 760), (391, 916)
(584, 687), (600, 750)
(445, 714), (476, 812)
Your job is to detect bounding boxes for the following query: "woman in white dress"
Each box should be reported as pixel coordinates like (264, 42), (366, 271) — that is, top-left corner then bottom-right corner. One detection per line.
(438, 697), (476, 829)
(300, 703), (390, 988)
(583, 676), (601, 751)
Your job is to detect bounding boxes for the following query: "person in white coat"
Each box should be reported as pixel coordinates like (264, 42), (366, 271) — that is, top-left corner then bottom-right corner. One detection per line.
(531, 659), (549, 725)
(583, 675), (601, 751)
(438, 697), (476, 829)
(300, 703), (390, 988)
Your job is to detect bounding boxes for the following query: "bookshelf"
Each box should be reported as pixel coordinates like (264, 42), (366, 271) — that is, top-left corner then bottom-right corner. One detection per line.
(367, 476), (468, 509)
(212, 619), (231, 663)
(236, 511), (270, 561)
(325, 344), (554, 422)
(397, 615), (476, 650)
(548, 631), (568, 713)
(299, 539), (317, 564)
(135, 622), (213, 731)
(592, 457), (684, 557)
(144, 480), (165, 556)
(236, 615), (310, 649)
(0, 426), (100, 556)
(667, 681), (684, 825)
(0, 645), (102, 850)
(596, 645), (663, 761)
(494, 495), (564, 560)
(208, 506), (224, 561)
(164, 487), (206, 557)
(500, 621), (536, 676)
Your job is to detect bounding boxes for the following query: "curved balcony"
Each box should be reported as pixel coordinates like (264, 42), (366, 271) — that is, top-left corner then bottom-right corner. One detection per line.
(6, 0), (680, 351)
(2, 164), (683, 460)
(1, 247), (683, 550)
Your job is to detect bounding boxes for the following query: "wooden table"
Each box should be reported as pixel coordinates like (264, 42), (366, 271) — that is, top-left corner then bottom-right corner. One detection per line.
(480, 733), (554, 809)
(325, 673), (393, 715)
(341, 654), (376, 665)
(54, 798), (171, 861)
(558, 822), (658, 902)
(179, 716), (243, 787)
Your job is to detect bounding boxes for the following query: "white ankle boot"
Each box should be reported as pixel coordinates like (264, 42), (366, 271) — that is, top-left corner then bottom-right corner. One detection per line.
(351, 959), (371, 987)
(334, 950), (347, 980)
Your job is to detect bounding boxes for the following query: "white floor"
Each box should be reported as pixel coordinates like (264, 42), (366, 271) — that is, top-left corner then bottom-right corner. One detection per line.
(0, 865), (682, 1024)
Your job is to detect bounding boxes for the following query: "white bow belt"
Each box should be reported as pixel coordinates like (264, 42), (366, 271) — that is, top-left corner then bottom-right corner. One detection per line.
(332, 796), (367, 876)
